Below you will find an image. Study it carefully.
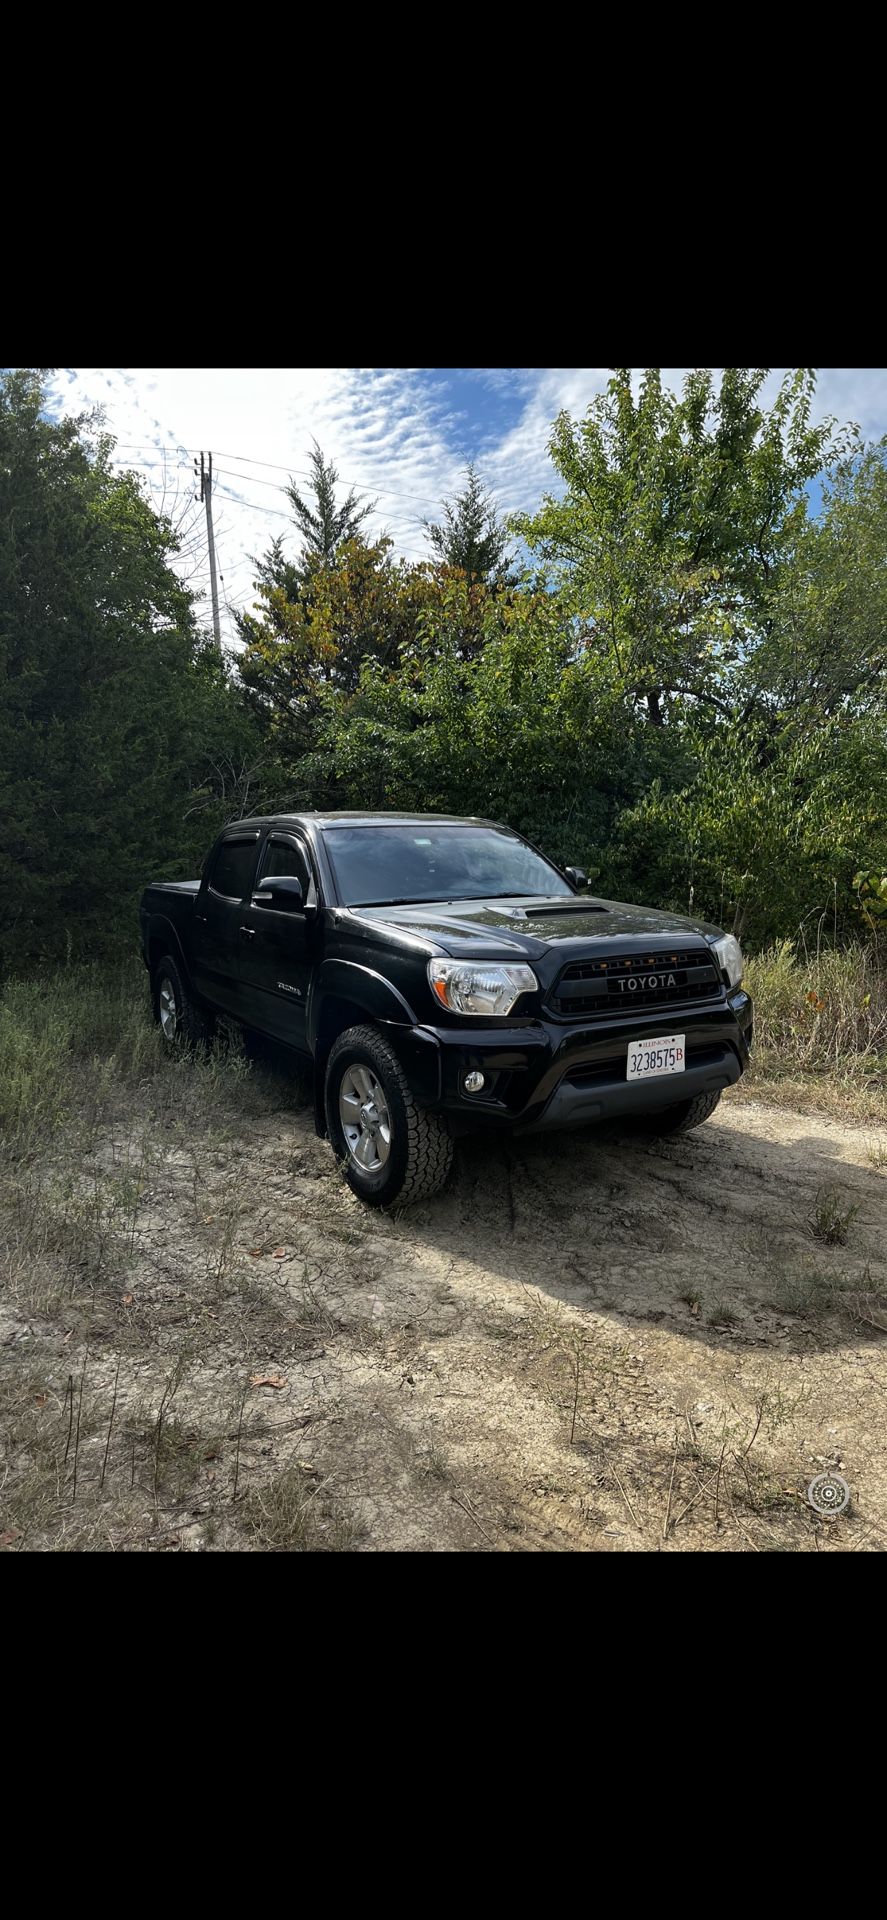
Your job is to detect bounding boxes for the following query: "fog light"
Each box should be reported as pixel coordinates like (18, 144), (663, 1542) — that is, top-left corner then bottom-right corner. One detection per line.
(463, 1070), (485, 1094)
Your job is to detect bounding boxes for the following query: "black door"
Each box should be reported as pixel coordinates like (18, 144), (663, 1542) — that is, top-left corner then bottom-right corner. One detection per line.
(237, 832), (318, 1049)
(192, 832), (261, 1015)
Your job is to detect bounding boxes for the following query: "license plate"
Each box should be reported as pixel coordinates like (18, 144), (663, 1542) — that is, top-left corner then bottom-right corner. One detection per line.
(626, 1034), (685, 1080)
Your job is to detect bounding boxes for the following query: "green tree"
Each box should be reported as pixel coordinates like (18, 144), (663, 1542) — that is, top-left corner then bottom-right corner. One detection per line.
(303, 582), (641, 868)
(231, 376), (887, 944)
(0, 369), (257, 970)
(248, 533), (304, 604)
(512, 368), (850, 726)
(424, 463), (514, 586)
(749, 439), (887, 720)
(237, 536), (418, 767)
(236, 525), (521, 788)
(601, 432), (887, 941)
(286, 440), (376, 565)
(613, 707), (887, 947)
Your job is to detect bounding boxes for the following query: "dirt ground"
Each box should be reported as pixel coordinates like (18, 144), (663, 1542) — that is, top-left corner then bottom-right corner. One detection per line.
(3, 1064), (886, 1552)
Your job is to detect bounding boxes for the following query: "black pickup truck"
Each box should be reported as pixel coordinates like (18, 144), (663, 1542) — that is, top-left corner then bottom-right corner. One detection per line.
(139, 812), (753, 1207)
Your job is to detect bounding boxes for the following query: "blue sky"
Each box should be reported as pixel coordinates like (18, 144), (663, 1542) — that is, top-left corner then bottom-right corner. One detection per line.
(47, 367), (887, 650)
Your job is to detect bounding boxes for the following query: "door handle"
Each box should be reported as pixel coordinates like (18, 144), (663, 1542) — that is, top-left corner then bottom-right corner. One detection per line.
(239, 925), (255, 940)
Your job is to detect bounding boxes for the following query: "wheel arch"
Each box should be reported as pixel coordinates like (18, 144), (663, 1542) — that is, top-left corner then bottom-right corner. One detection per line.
(309, 962), (440, 1136)
(146, 914), (192, 989)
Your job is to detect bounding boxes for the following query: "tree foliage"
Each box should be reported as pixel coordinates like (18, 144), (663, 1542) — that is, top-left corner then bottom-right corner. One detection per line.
(300, 373), (885, 942)
(285, 440), (376, 566)
(0, 369), (257, 970)
(513, 367), (853, 725)
(423, 463), (514, 586)
(2, 368), (884, 973)
(237, 536), (424, 766)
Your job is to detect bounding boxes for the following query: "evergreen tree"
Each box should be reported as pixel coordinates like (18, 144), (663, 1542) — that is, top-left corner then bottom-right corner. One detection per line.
(0, 369), (257, 970)
(285, 441), (376, 564)
(248, 533), (304, 603)
(423, 464), (514, 585)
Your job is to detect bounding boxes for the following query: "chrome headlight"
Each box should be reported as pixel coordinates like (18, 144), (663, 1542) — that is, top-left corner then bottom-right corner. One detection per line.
(711, 933), (743, 988)
(428, 959), (537, 1015)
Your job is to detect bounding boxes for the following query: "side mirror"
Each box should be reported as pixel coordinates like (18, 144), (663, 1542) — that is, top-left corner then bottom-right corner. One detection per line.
(564, 866), (588, 890)
(253, 875), (305, 913)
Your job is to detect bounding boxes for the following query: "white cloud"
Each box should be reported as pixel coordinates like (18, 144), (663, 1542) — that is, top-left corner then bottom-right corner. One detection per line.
(48, 367), (484, 643)
(46, 366), (887, 651)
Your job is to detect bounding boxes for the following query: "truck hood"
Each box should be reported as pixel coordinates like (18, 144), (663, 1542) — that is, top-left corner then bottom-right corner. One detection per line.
(353, 894), (725, 960)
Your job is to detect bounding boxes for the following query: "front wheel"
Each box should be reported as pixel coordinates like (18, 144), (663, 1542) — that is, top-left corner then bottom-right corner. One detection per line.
(325, 1024), (454, 1208)
(640, 1088), (722, 1135)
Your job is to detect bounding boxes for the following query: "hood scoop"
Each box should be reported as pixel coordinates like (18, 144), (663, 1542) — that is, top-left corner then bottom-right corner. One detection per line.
(517, 902), (609, 918)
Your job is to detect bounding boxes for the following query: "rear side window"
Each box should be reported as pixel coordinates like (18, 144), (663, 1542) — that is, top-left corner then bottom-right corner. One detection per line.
(208, 838), (257, 900)
(259, 836), (317, 906)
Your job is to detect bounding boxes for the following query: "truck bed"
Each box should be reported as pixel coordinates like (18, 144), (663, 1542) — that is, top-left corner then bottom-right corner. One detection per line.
(139, 881), (199, 971)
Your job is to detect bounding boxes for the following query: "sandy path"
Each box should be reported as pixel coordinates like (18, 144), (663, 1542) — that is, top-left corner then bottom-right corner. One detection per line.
(210, 1091), (887, 1550)
(4, 1089), (885, 1551)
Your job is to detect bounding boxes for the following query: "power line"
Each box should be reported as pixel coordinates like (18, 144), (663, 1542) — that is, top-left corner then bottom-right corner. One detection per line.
(111, 441), (448, 510)
(213, 465), (423, 538)
(210, 447), (448, 509)
(209, 481), (431, 555)
(215, 468), (428, 533)
(106, 436), (509, 517)
(104, 446), (235, 644)
(213, 483), (290, 519)
(110, 450), (406, 526)
(109, 448), (436, 574)
(111, 442), (196, 453)
(213, 465), (296, 492)
(213, 467), (433, 548)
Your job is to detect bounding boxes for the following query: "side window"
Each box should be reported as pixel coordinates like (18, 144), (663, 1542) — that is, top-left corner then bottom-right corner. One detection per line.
(208, 838), (258, 901)
(259, 836), (317, 907)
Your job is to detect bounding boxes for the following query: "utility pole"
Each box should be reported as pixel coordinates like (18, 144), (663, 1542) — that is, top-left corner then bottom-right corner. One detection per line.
(195, 451), (222, 650)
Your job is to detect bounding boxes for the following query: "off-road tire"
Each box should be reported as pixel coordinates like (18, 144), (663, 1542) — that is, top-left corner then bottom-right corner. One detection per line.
(642, 1088), (722, 1135)
(152, 953), (216, 1049)
(325, 1024), (454, 1208)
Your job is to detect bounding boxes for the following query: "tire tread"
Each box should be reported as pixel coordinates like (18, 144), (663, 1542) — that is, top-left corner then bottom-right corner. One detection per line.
(326, 1024), (453, 1205)
(649, 1087), (722, 1134)
(153, 953), (215, 1048)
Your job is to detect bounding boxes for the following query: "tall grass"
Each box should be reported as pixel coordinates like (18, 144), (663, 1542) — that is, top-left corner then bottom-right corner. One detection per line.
(0, 964), (162, 1160)
(743, 940), (887, 1117)
(0, 961), (282, 1164)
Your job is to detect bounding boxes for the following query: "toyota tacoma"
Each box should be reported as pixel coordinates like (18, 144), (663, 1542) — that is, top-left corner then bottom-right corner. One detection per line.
(139, 813), (753, 1206)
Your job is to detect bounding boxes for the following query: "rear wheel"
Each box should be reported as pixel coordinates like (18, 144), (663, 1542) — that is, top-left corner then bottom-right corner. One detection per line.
(641, 1088), (722, 1135)
(325, 1024), (453, 1208)
(152, 954), (215, 1049)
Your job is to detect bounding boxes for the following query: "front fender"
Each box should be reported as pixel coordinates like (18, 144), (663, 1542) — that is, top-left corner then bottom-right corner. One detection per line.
(309, 958), (418, 1045)
(309, 959), (442, 1134)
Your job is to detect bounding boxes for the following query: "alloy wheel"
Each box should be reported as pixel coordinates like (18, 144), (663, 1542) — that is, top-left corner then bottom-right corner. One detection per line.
(338, 1063), (392, 1173)
(159, 976), (178, 1041)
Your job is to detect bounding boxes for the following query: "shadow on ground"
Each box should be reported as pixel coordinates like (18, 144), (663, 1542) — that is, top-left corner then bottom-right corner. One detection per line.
(407, 1107), (887, 1356)
(245, 1036), (887, 1358)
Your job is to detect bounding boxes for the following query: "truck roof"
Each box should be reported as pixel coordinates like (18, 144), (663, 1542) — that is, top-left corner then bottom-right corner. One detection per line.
(233, 811), (505, 832)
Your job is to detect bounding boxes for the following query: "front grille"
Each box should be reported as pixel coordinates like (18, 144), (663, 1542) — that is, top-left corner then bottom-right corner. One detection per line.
(551, 948), (721, 1017)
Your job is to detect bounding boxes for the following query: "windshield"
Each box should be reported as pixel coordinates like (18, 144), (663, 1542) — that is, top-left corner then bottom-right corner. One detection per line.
(323, 824), (573, 907)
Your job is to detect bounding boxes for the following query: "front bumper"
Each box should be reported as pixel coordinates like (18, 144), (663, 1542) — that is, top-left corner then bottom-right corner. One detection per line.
(393, 990), (753, 1135)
